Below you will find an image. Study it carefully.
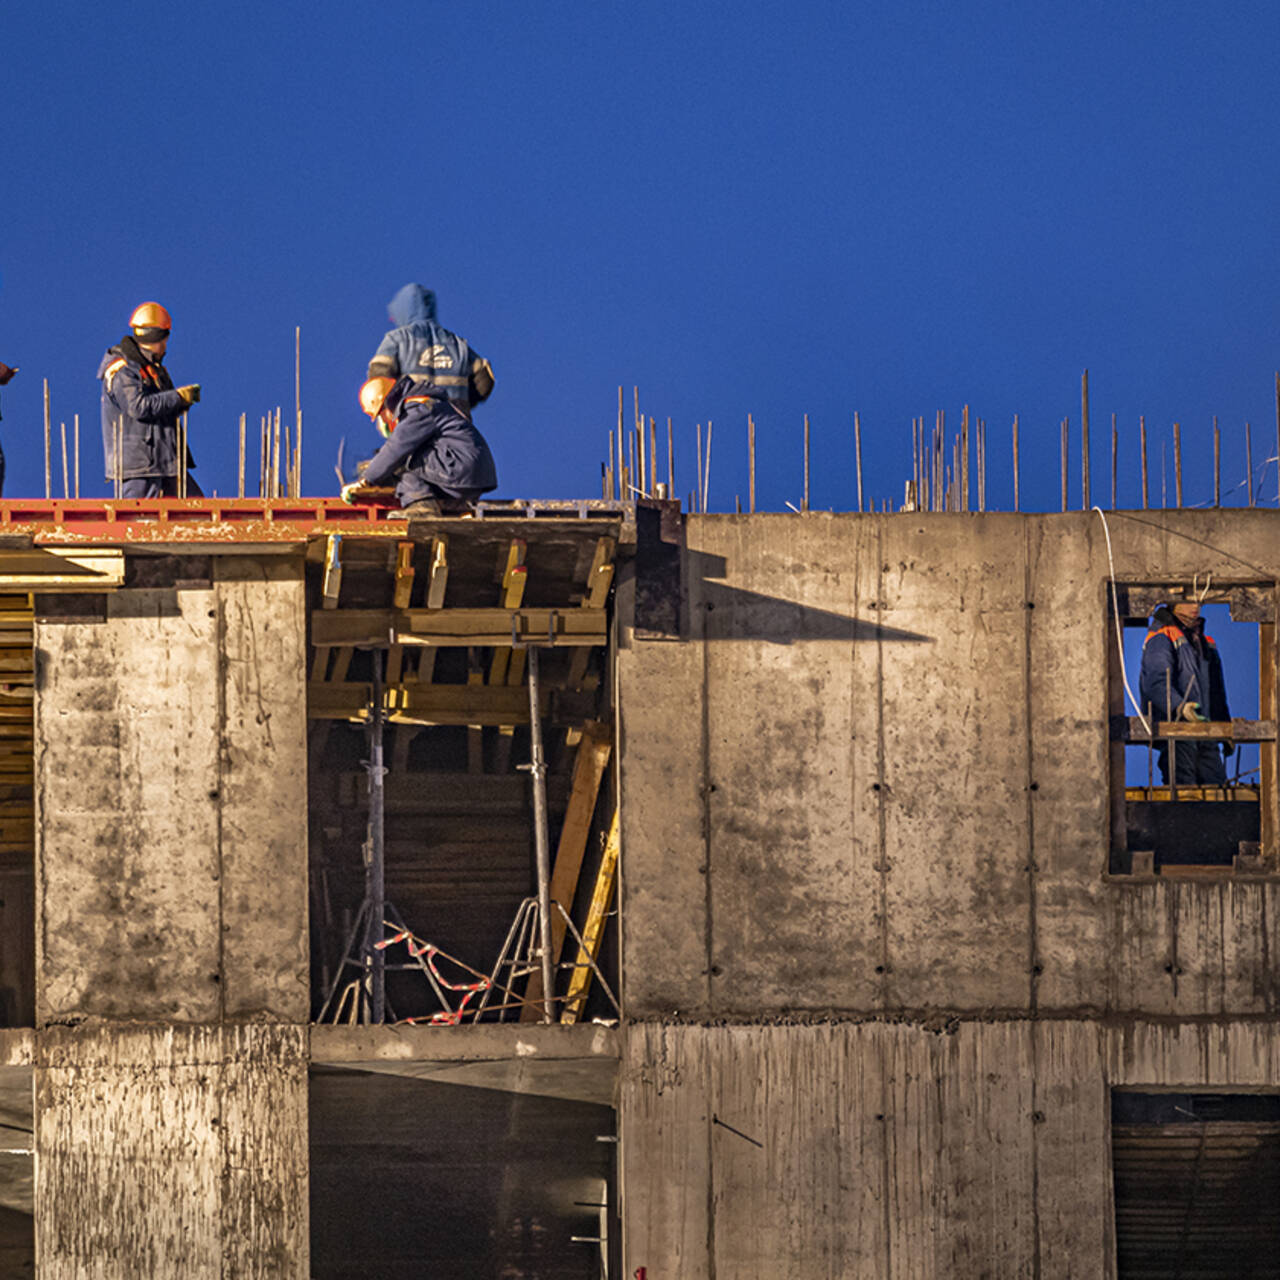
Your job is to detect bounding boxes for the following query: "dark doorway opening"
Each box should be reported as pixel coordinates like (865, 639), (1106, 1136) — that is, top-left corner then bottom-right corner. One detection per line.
(1112, 1090), (1280, 1278)
(310, 1067), (617, 1279)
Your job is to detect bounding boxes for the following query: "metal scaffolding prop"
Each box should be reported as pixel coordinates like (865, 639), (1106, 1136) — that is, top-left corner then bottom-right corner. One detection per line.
(316, 639), (619, 1026)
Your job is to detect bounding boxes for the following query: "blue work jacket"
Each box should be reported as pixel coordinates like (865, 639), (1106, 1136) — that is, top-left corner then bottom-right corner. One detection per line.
(367, 284), (493, 414)
(97, 338), (191, 479)
(1138, 605), (1230, 722)
(362, 379), (497, 502)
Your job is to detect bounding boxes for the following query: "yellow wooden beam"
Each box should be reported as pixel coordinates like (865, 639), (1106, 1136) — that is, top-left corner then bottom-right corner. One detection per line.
(311, 607), (607, 649)
(561, 808), (620, 1025)
(321, 534), (342, 609)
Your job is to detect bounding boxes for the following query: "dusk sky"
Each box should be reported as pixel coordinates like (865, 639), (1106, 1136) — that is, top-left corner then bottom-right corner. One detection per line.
(2, 1), (1279, 514)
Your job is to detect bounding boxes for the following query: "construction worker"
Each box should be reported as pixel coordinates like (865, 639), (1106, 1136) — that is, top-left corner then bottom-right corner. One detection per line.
(366, 283), (495, 417)
(341, 375), (497, 515)
(1138, 590), (1232, 785)
(98, 302), (202, 497)
(0, 361), (15, 496)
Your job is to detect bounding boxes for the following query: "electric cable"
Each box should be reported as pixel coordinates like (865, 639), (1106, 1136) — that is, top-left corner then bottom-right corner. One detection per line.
(1092, 507), (1152, 735)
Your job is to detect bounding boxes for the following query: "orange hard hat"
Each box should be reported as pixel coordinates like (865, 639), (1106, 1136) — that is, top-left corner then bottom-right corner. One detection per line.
(129, 301), (172, 332)
(359, 377), (396, 419)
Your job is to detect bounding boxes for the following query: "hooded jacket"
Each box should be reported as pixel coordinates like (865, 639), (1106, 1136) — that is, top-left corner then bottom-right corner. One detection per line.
(1138, 604), (1230, 723)
(367, 284), (494, 414)
(97, 336), (191, 480)
(361, 376), (497, 502)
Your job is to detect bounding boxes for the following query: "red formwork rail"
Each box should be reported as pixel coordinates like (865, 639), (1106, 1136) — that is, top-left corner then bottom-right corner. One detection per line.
(0, 497), (632, 545)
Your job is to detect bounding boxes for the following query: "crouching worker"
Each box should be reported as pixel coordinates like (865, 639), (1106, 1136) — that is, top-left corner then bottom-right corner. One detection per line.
(342, 376), (497, 516)
(1138, 592), (1232, 785)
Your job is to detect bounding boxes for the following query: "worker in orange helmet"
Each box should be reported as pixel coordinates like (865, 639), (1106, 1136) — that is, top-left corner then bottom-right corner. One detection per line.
(98, 302), (203, 497)
(342, 374), (497, 516)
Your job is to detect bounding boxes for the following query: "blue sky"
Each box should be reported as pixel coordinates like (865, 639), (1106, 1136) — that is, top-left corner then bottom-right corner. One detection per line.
(2, 0), (1279, 513)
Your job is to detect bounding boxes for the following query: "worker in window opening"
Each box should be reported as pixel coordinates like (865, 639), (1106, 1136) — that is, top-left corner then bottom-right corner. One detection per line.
(0, 360), (16, 496)
(1138, 592), (1232, 785)
(366, 283), (495, 418)
(340, 375), (497, 516)
(98, 302), (202, 497)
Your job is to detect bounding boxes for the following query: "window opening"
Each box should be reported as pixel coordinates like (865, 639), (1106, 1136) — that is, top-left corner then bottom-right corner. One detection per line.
(1109, 584), (1277, 875)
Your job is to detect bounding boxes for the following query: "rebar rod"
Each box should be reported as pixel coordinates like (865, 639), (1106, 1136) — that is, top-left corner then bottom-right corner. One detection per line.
(526, 647), (556, 1023)
(1140, 416), (1149, 509)
(854, 412), (864, 513)
(649, 417), (657, 498)
(1111, 413), (1117, 510)
(616, 388), (624, 501)
(748, 414), (756, 512)
(43, 380), (50, 500)
(1081, 370), (1090, 510)
(802, 413), (810, 511)
(1012, 415), (1020, 512)
(703, 420), (713, 512)
(1173, 421), (1183, 507)
(1060, 417), (1068, 513)
(961, 405), (970, 512)
(667, 417), (674, 493)
(1214, 417), (1221, 507)
(695, 424), (703, 514)
(59, 421), (68, 499)
(73, 414), (80, 498)
(295, 325), (303, 498)
(239, 413), (246, 498)
(1247, 421), (1255, 507)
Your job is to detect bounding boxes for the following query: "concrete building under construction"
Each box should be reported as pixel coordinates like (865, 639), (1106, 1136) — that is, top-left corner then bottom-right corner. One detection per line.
(0, 494), (1278, 1276)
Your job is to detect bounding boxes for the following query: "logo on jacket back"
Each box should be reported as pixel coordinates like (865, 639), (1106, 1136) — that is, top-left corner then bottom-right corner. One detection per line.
(417, 346), (455, 370)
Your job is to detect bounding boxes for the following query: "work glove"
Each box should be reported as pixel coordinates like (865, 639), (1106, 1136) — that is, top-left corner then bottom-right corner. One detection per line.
(1179, 701), (1208, 722)
(0, 364), (16, 385)
(176, 384), (201, 406)
(340, 481), (369, 505)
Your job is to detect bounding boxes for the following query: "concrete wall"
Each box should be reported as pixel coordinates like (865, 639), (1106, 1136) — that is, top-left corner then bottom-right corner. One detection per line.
(618, 511), (1280, 1021)
(617, 510), (1280, 1277)
(621, 1018), (1280, 1279)
(32, 556), (309, 1277)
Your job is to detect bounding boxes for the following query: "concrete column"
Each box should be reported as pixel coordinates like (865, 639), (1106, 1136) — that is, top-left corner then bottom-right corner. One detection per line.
(32, 556), (308, 1277)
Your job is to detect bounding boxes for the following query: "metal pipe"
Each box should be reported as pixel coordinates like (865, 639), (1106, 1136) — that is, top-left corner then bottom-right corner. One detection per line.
(526, 646), (556, 1022)
(367, 649), (387, 1022)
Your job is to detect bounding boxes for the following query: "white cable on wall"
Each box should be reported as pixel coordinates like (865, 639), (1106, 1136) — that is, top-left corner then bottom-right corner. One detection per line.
(1092, 507), (1152, 736)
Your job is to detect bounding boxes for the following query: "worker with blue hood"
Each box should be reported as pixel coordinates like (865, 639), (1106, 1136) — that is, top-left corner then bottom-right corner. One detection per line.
(366, 283), (494, 418)
(1138, 587), (1232, 785)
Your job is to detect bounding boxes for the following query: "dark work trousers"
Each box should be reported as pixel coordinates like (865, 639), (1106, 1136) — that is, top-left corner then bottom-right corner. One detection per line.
(1157, 740), (1228, 786)
(121, 474), (205, 499)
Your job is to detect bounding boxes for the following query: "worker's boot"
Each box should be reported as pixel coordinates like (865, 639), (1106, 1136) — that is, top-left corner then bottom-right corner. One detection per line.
(388, 498), (443, 519)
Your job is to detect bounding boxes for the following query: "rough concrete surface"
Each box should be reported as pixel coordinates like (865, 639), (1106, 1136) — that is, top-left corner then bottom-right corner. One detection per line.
(619, 511), (1280, 1020)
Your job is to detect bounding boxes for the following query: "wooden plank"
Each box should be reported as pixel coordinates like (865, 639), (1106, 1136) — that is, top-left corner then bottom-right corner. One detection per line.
(522, 721), (613, 1020)
(1124, 717), (1276, 742)
(386, 541), (416, 684)
(489, 540), (528, 686)
(561, 807), (619, 1024)
(321, 534), (342, 609)
(426, 535), (449, 609)
(566, 536), (616, 690)
(312, 607), (608, 649)
(309, 682), (596, 726)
